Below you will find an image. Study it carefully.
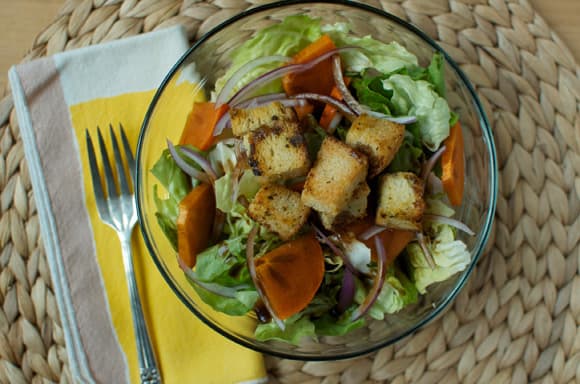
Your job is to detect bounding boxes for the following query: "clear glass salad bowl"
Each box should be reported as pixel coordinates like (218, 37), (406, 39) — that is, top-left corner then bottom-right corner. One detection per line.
(136, 0), (498, 360)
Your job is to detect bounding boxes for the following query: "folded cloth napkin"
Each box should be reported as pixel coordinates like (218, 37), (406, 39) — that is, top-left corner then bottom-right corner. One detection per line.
(9, 26), (267, 384)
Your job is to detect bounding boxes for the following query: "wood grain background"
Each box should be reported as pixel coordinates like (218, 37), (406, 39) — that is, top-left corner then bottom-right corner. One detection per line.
(0, 0), (578, 92)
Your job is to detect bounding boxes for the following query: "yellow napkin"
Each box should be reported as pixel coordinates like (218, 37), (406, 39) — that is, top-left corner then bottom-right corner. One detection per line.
(9, 26), (266, 384)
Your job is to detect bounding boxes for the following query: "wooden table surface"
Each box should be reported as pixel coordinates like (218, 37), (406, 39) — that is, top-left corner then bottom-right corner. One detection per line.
(0, 0), (578, 93)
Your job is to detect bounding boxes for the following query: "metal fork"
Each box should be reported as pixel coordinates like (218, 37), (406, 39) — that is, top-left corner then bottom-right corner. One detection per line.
(86, 124), (162, 384)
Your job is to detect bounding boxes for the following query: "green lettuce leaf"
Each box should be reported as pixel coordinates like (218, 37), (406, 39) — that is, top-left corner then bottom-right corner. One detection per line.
(255, 315), (317, 345)
(367, 267), (418, 320)
(407, 224), (471, 294)
(150, 148), (193, 249)
(313, 309), (365, 336)
(381, 74), (451, 151)
(213, 15), (323, 98)
(387, 125), (423, 173)
(427, 52), (446, 97)
(322, 23), (418, 74)
(190, 284), (258, 316)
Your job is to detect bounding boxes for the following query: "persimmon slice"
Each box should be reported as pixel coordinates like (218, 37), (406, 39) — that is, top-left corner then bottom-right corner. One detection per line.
(177, 183), (215, 267)
(255, 233), (324, 320)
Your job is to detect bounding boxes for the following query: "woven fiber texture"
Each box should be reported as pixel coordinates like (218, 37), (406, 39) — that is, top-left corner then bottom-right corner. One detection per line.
(0, 0), (579, 383)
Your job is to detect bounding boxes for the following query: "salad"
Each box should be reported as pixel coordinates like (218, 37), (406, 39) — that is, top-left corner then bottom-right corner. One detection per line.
(151, 15), (474, 344)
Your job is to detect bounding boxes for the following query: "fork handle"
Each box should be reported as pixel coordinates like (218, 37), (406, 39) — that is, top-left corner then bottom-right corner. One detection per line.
(119, 230), (162, 384)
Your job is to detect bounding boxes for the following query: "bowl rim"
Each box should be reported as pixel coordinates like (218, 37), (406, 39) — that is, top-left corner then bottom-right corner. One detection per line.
(136, 0), (499, 360)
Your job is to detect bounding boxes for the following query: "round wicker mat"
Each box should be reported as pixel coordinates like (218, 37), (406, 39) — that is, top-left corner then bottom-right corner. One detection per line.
(0, 0), (579, 383)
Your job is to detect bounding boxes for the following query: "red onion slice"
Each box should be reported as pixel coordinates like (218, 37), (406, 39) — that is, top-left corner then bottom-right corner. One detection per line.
(423, 214), (475, 236)
(421, 145), (446, 182)
(359, 107), (418, 124)
(337, 267), (356, 313)
(213, 111), (231, 137)
(167, 139), (210, 183)
(292, 93), (356, 120)
(179, 146), (219, 182)
(332, 55), (362, 115)
(416, 232), (436, 269)
(246, 225), (285, 330)
(216, 55), (292, 106)
(427, 172), (444, 194)
(351, 236), (387, 321)
(236, 92), (287, 108)
(228, 46), (362, 107)
(327, 113), (343, 134)
(358, 225), (387, 241)
(313, 225), (361, 276)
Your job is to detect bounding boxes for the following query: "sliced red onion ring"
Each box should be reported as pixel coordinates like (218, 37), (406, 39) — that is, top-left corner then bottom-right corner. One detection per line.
(337, 267), (355, 313)
(292, 93), (356, 120)
(177, 256), (250, 298)
(358, 225), (387, 241)
(313, 225), (361, 277)
(327, 113), (343, 134)
(213, 111), (231, 137)
(246, 225), (285, 330)
(216, 55), (292, 106)
(427, 172), (444, 194)
(179, 146), (219, 182)
(228, 46), (362, 107)
(332, 55), (362, 115)
(416, 232), (436, 269)
(236, 92), (287, 108)
(421, 145), (446, 182)
(423, 214), (475, 236)
(359, 107), (418, 124)
(167, 139), (210, 183)
(351, 236), (387, 321)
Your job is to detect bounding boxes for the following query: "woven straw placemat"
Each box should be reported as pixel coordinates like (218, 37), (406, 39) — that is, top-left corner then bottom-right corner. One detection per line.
(0, 0), (578, 383)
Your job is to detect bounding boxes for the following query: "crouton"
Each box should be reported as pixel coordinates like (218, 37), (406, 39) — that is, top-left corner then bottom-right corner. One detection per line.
(230, 101), (297, 137)
(301, 137), (368, 218)
(248, 184), (310, 240)
(243, 121), (310, 180)
(375, 172), (425, 231)
(345, 114), (405, 177)
(319, 181), (370, 229)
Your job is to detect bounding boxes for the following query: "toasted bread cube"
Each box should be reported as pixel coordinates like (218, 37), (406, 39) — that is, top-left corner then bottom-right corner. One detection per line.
(375, 172), (425, 231)
(248, 184), (310, 240)
(346, 114), (405, 177)
(230, 101), (297, 137)
(302, 137), (368, 218)
(319, 181), (370, 229)
(243, 121), (310, 180)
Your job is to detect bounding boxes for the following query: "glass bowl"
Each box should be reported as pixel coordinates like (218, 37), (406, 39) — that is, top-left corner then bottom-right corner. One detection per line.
(136, 0), (498, 360)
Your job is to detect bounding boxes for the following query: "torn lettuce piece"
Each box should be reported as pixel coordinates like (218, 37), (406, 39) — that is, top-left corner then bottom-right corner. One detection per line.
(150, 148), (193, 250)
(190, 283), (258, 316)
(407, 224), (471, 294)
(313, 308), (365, 336)
(255, 314), (317, 345)
(214, 169), (261, 214)
(381, 74), (451, 151)
(322, 22), (418, 74)
(213, 15), (323, 98)
(353, 266), (418, 320)
(367, 267), (418, 320)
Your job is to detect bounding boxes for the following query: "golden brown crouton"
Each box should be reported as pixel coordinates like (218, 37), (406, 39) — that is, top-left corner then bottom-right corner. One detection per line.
(230, 101), (297, 137)
(248, 184), (310, 240)
(243, 121), (310, 180)
(301, 137), (368, 219)
(375, 172), (425, 231)
(345, 114), (405, 177)
(319, 181), (370, 229)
